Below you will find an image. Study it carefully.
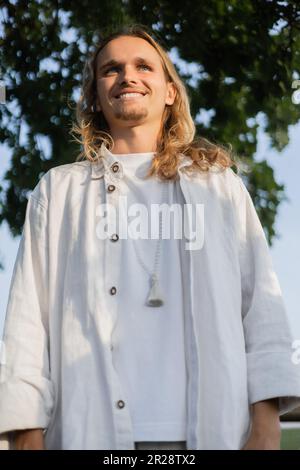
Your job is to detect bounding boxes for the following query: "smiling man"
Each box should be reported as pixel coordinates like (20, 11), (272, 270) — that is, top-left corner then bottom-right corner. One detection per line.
(1, 24), (300, 451)
(93, 33), (176, 154)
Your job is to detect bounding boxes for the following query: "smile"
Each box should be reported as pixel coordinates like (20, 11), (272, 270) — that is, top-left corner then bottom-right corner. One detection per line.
(115, 92), (146, 101)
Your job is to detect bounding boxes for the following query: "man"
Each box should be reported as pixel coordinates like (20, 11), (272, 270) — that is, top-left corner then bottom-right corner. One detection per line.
(1, 24), (300, 450)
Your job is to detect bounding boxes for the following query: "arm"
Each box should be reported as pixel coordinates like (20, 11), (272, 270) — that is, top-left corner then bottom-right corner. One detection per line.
(11, 428), (45, 450)
(230, 170), (300, 447)
(242, 398), (281, 450)
(0, 178), (55, 447)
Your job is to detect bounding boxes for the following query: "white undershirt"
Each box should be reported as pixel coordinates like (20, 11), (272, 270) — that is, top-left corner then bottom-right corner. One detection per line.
(106, 149), (187, 442)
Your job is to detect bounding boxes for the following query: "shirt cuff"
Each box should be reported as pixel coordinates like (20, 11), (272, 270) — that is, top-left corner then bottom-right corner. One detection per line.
(0, 376), (54, 435)
(247, 350), (300, 415)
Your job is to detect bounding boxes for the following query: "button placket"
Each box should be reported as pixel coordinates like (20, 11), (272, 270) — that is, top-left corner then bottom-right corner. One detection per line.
(103, 171), (123, 333)
(107, 177), (119, 357)
(89, 145), (138, 448)
(100, 155), (135, 448)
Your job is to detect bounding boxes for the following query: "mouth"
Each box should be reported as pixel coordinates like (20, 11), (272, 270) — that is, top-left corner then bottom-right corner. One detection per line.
(114, 92), (147, 101)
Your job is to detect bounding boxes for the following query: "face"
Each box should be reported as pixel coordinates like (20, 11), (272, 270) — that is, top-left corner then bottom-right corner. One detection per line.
(95, 36), (176, 128)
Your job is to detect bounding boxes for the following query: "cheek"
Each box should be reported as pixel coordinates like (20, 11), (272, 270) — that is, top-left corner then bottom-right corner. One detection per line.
(150, 79), (168, 100)
(96, 81), (111, 103)
(153, 88), (168, 108)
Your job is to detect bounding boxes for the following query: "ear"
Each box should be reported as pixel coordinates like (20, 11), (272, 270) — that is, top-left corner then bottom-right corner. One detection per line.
(165, 82), (176, 106)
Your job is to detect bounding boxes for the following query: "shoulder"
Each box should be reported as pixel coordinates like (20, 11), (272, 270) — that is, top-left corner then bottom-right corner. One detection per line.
(44, 160), (91, 181)
(30, 160), (91, 206)
(189, 163), (247, 199)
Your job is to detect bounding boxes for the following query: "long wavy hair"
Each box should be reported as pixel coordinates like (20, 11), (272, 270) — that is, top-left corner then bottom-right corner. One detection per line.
(70, 24), (238, 180)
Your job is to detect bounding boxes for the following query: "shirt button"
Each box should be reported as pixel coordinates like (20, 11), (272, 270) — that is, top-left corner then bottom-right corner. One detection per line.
(111, 163), (119, 173)
(117, 400), (125, 409)
(107, 184), (116, 193)
(110, 344), (114, 351)
(110, 286), (117, 295)
(110, 233), (119, 242)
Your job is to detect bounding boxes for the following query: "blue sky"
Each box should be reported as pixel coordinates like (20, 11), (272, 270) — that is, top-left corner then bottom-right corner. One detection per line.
(255, 122), (300, 337)
(0, 120), (299, 338)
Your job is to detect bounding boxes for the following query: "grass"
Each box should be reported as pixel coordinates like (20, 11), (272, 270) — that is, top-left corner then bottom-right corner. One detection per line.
(281, 428), (300, 450)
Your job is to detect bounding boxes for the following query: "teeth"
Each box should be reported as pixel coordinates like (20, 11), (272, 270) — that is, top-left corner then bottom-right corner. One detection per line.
(118, 93), (144, 100)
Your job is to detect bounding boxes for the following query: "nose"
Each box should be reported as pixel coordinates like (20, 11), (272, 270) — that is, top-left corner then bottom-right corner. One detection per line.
(118, 65), (138, 85)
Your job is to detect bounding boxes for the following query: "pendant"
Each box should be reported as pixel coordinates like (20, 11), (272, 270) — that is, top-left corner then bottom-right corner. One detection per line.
(146, 274), (164, 307)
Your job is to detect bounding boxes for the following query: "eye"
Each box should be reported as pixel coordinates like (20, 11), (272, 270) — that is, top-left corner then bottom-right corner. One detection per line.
(104, 64), (152, 74)
(138, 64), (152, 71)
(103, 65), (119, 74)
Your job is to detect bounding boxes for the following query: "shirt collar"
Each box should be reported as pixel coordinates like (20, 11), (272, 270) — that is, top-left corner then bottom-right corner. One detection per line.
(90, 142), (193, 180)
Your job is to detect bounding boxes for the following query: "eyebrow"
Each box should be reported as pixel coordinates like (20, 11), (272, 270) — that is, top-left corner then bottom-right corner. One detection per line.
(98, 57), (155, 73)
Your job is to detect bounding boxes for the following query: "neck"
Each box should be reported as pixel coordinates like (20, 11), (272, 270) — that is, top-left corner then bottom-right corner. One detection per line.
(109, 121), (161, 154)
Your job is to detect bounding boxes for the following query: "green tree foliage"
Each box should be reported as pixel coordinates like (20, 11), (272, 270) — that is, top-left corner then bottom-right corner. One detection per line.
(0, 0), (299, 249)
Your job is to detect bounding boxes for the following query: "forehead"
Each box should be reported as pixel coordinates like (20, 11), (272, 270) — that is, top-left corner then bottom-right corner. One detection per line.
(96, 35), (163, 67)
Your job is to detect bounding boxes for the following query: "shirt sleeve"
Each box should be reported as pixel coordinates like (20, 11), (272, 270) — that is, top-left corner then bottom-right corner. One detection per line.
(232, 171), (300, 416)
(0, 181), (55, 447)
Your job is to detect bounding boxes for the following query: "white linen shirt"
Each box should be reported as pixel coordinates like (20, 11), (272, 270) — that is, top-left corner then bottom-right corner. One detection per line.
(1, 142), (300, 450)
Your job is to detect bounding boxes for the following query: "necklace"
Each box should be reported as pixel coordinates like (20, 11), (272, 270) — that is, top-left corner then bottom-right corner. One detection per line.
(128, 181), (168, 307)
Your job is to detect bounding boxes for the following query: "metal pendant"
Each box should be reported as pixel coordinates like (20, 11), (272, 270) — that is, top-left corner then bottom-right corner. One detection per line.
(146, 274), (164, 307)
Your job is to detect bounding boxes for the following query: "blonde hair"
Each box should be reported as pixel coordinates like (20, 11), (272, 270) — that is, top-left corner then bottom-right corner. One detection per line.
(70, 24), (238, 180)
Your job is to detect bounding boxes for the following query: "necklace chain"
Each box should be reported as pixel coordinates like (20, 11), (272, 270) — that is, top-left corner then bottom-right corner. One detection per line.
(129, 181), (168, 278)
